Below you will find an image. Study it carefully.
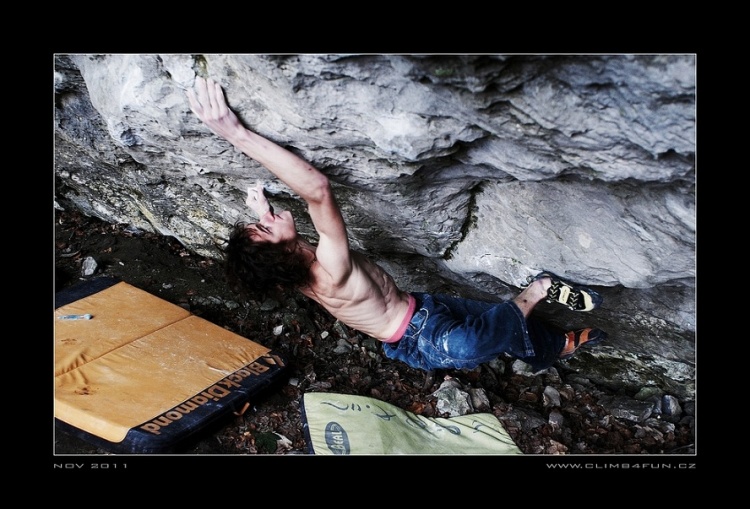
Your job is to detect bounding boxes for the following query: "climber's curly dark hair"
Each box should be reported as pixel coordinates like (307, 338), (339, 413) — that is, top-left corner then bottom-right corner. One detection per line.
(224, 221), (312, 299)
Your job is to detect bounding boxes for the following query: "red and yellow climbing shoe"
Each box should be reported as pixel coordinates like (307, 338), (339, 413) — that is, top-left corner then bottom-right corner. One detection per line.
(560, 328), (608, 359)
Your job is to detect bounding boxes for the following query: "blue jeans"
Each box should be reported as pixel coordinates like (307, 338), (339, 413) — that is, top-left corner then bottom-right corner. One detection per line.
(382, 292), (565, 372)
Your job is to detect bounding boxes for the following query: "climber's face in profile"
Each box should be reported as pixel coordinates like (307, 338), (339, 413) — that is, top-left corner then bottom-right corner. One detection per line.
(246, 209), (297, 244)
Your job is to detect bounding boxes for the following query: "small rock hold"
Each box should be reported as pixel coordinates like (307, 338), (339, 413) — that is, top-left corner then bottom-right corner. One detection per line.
(511, 359), (536, 375)
(661, 394), (682, 422)
(542, 386), (561, 408)
(432, 380), (473, 417)
(598, 395), (654, 423)
(333, 338), (353, 354)
(469, 388), (490, 411)
(548, 409), (564, 428)
(81, 256), (97, 276)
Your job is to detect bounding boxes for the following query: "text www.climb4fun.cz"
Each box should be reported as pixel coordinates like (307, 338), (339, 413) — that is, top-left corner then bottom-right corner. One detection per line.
(547, 463), (696, 469)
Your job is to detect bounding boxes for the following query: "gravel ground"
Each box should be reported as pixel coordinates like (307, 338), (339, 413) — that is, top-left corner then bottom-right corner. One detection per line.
(53, 207), (697, 471)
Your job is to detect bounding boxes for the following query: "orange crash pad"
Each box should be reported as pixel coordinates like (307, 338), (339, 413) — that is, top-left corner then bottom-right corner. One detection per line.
(54, 278), (287, 453)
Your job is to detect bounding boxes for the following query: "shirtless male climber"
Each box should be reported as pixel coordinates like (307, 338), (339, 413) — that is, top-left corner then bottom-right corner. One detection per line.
(186, 76), (606, 373)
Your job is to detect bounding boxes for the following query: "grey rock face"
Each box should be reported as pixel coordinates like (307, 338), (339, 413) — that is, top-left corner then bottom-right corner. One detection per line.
(53, 54), (696, 400)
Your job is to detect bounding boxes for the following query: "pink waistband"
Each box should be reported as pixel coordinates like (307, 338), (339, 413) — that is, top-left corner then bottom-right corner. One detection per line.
(382, 293), (417, 343)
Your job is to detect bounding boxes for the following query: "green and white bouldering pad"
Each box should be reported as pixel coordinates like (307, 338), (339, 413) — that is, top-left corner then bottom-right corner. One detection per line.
(302, 392), (522, 455)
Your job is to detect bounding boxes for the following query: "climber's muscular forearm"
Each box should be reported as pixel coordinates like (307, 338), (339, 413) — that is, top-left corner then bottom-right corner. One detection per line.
(186, 76), (329, 205)
(187, 76), (348, 252)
